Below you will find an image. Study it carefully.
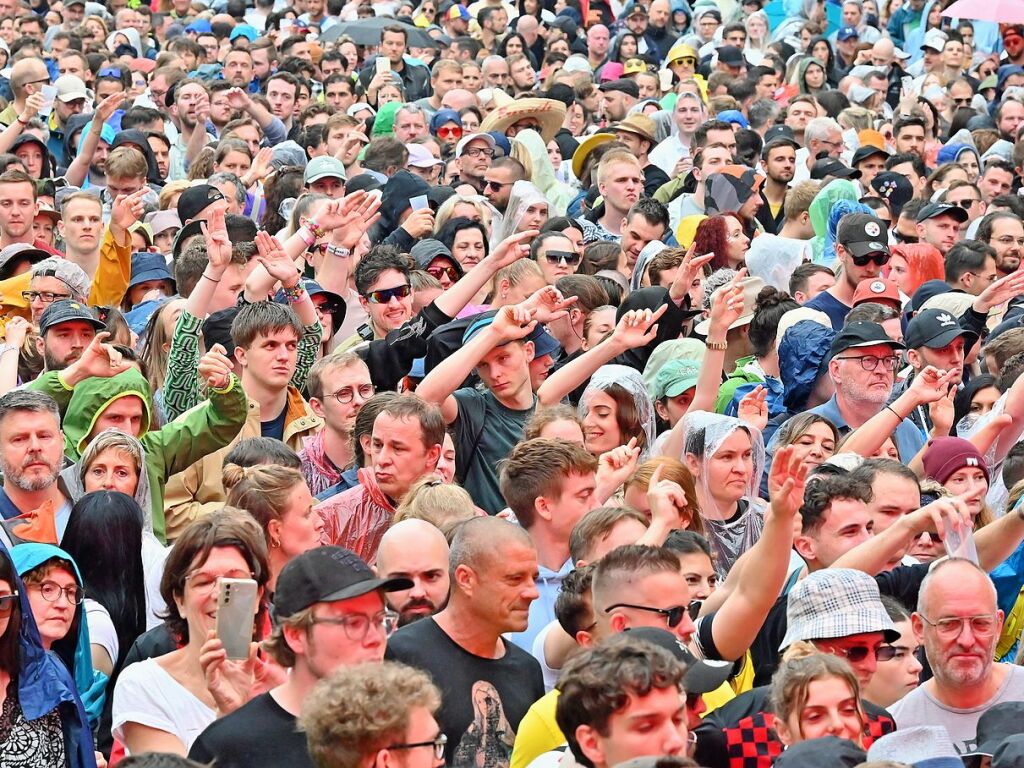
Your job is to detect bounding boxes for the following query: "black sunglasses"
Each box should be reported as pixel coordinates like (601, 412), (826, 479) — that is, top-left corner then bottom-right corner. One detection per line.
(893, 231), (919, 244)
(544, 250), (581, 266)
(604, 600), (702, 628)
(851, 252), (890, 267)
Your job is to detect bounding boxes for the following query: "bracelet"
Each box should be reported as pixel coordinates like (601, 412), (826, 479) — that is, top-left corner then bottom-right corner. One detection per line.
(326, 244), (351, 258)
(282, 282), (306, 303)
(297, 225), (316, 249)
(16, 116), (27, 126)
(0, 343), (18, 356)
(706, 339), (727, 351)
(307, 219), (327, 241)
(201, 273), (221, 283)
(885, 404), (903, 420)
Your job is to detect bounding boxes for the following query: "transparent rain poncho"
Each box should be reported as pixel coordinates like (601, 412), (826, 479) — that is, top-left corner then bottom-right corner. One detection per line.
(681, 410), (768, 578)
(495, 180), (549, 243)
(578, 365), (658, 460)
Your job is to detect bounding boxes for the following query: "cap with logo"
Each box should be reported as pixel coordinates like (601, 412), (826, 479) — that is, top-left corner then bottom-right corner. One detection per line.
(650, 359), (701, 401)
(38, 300), (107, 335)
(852, 278), (901, 307)
(905, 307), (976, 350)
(837, 213), (890, 259)
(304, 156), (347, 184)
(837, 25), (860, 40)
(916, 201), (969, 224)
(176, 184), (226, 223)
(828, 321), (905, 358)
(922, 436), (989, 486)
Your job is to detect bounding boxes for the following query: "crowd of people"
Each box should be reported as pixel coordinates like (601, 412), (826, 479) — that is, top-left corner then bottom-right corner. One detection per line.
(0, 0), (1024, 765)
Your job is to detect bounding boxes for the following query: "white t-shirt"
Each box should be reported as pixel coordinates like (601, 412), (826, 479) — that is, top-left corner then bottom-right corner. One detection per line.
(112, 657), (217, 753)
(142, 533), (169, 630)
(84, 598), (118, 669)
(531, 620), (563, 693)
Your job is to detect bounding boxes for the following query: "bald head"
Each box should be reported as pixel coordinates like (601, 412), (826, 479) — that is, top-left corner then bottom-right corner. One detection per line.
(449, 516), (534, 571)
(441, 88), (476, 111)
(377, 520), (451, 626)
(11, 59), (48, 96)
(918, 557), (997, 616)
(378, 519), (449, 571)
(871, 38), (895, 67)
(518, 14), (539, 34)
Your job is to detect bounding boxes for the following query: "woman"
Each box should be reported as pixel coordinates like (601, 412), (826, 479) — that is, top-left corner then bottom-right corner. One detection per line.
(694, 213), (749, 271)
(434, 194), (493, 231)
(794, 56), (828, 94)
(112, 509), (270, 755)
(435, 216), (489, 271)
(682, 411), (766, 578)
(582, 305), (617, 350)
(139, 298), (186, 423)
(524, 405), (586, 443)
(459, 106), (482, 133)
(745, 11), (771, 57)
(861, 598), (922, 708)
(497, 180), (550, 242)
(223, 463), (323, 592)
(771, 649), (866, 748)
(0, 548), (95, 767)
(806, 35), (839, 86)
(606, 31), (639, 66)
(953, 374), (999, 435)
(887, 244), (944, 297)
(773, 414), (839, 472)
(61, 431), (169, 630)
(921, 436), (993, 529)
(213, 139), (253, 181)
(664, 529), (718, 601)
(578, 365), (656, 459)
(622, 457), (705, 536)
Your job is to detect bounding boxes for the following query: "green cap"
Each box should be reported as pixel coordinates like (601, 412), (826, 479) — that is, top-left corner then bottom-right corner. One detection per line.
(651, 359), (701, 401)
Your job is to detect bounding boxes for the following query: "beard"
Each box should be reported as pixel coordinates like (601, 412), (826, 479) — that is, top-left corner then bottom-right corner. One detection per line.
(44, 348), (81, 372)
(395, 595), (446, 627)
(3, 452), (60, 491)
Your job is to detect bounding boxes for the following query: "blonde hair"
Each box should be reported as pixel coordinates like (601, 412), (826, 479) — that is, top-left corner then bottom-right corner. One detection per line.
(509, 139), (534, 179)
(393, 476), (478, 537)
(434, 194), (494, 232)
(159, 180), (190, 210)
(770, 648), (864, 743)
(223, 463), (307, 540)
(597, 150), (642, 185)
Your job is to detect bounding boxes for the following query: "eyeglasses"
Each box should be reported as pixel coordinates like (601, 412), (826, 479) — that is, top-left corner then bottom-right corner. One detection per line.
(427, 264), (460, 281)
(995, 235), (1024, 247)
(365, 284), (412, 304)
(892, 231), (919, 244)
(544, 250), (581, 266)
(484, 179), (513, 189)
(948, 198), (978, 209)
(685, 732), (698, 757)
(463, 147), (494, 159)
(185, 570), (254, 594)
(436, 126), (462, 139)
(919, 613), (999, 638)
(98, 67), (122, 78)
(0, 592), (18, 618)
(22, 78), (50, 88)
(22, 290), (71, 303)
(311, 608), (399, 641)
(604, 601), (701, 628)
(32, 580), (84, 606)
(835, 354), (899, 371)
(329, 383), (375, 404)
(850, 252), (890, 267)
(388, 733), (447, 760)
(828, 644), (898, 663)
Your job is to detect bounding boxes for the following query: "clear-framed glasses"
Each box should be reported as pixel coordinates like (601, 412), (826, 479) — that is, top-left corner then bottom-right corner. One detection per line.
(685, 731), (698, 757)
(835, 354), (899, 371)
(311, 608), (399, 641)
(330, 383), (374, 404)
(388, 733), (447, 760)
(33, 580), (84, 605)
(919, 613), (999, 638)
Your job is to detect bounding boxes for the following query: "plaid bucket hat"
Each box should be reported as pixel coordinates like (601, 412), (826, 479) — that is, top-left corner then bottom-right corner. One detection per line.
(780, 568), (899, 649)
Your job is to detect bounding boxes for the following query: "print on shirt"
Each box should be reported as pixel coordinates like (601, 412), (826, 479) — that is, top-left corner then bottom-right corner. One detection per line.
(452, 681), (516, 768)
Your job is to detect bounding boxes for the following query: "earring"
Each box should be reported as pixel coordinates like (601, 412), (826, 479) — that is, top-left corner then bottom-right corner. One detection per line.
(271, 538), (281, 549)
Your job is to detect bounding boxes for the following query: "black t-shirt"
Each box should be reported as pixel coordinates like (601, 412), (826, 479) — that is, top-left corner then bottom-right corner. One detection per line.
(261, 405), (288, 440)
(188, 692), (314, 768)
(386, 618), (545, 768)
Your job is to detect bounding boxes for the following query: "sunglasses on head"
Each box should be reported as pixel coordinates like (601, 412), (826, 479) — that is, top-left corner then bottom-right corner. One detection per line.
(544, 250), (581, 265)
(851, 252), (890, 267)
(98, 67), (122, 78)
(365, 284), (412, 303)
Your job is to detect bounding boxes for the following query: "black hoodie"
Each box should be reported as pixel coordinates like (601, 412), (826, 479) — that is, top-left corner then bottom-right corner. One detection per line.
(110, 129), (163, 187)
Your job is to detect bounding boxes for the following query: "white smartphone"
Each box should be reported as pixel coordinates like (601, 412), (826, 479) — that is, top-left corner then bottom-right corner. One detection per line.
(216, 578), (258, 660)
(39, 85), (57, 118)
(410, 194), (429, 211)
(376, 56), (391, 75)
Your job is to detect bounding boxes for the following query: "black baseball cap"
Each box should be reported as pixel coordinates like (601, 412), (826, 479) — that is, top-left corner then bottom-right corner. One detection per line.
(38, 299), (106, 335)
(717, 45), (745, 67)
(837, 213), (891, 259)
(905, 308), (976, 350)
(273, 546), (412, 620)
(624, 627), (734, 694)
(201, 304), (241, 358)
(829, 321), (905, 358)
(917, 201), (969, 224)
(810, 157), (861, 180)
(172, 219), (205, 259)
(599, 78), (640, 98)
(851, 144), (889, 165)
(176, 184), (226, 223)
(763, 124), (797, 145)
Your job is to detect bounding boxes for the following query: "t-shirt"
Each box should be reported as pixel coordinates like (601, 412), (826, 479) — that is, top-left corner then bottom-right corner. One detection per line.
(189, 691), (314, 768)
(85, 598), (119, 670)
(261, 405), (288, 441)
(452, 387), (535, 514)
(803, 290), (852, 329)
(112, 657), (217, 753)
(889, 665), (1024, 754)
(387, 617), (545, 768)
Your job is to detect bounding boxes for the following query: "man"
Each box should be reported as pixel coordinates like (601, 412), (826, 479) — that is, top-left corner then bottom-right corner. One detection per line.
(892, 559), (1024, 753)
(978, 211), (1024, 276)
(323, 75), (356, 113)
(613, 114), (669, 197)
(599, 80), (639, 124)
(0, 58), (50, 127)
(265, 72), (299, 135)
(387, 517), (545, 767)
(0, 169), (40, 249)
(500, 438), (598, 650)
(577, 151), (643, 244)
(945, 240), (998, 297)
(979, 160), (1014, 203)
(648, 91), (704, 177)
(757, 136), (797, 234)
(223, 48), (255, 89)
(790, 263), (836, 305)
(394, 104), (428, 143)
(317, 395), (444, 564)
(442, 4), (471, 38)
(805, 213), (891, 327)
(58, 191), (116, 280)
(784, 96), (818, 146)
(996, 98), (1024, 142)
(481, 56), (510, 88)
(376, 519), (451, 627)
(916, 202), (967, 256)
(587, 24), (610, 70)
(508, 55), (537, 96)
(302, 661), (443, 768)
(359, 27), (430, 103)
(456, 133), (494, 194)
(794, 117), (844, 182)
(853, 144), (889, 192)
(893, 116), (927, 156)
(620, 199), (670, 276)
(484, 157), (527, 216)
(301, 352), (372, 496)
(190, 546), (415, 768)
(556, 636), (690, 768)
(0, 390), (75, 543)
(835, 25), (860, 71)
(664, 142), (733, 233)
(413, 59), (463, 118)
(303, 157), (346, 199)
(49, 74), (89, 167)
(478, 6), (509, 52)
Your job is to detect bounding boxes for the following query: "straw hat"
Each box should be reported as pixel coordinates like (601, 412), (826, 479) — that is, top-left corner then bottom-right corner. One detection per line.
(571, 131), (614, 180)
(611, 113), (657, 145)
(479, 90), (568, 143)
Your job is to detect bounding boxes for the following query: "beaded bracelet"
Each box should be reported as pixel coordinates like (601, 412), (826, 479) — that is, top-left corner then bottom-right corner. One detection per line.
(282, 283), (307, 303)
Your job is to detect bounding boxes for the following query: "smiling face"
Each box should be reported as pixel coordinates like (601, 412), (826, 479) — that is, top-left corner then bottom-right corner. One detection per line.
(776, 675), (864, 746)
(788, 421), (836, 470)
(582, 389), (623, 456)
(175, 545), (255, 642)
(862, 618), (921, 707)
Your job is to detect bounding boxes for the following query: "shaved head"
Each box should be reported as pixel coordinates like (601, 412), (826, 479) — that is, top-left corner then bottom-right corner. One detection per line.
(377, 519), (451, 626)
(449, 516), (534, 572)
(378, 519), (449, 571)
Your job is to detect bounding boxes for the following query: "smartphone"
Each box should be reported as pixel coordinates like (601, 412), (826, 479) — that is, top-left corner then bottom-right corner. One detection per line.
(658, 70), (673, 92)
(410, 194), (429, 211)
(216, 578), (258, 660)
(39, 84), (57, 118)
(376, 56), (391, 75)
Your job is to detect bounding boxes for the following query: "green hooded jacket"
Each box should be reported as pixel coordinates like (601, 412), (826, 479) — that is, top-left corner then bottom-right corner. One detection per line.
(808, 179), (859, 262)
(28, 368), (248, 542)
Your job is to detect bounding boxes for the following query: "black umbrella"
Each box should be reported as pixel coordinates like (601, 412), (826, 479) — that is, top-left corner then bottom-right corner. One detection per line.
(320, 17), (438, 47)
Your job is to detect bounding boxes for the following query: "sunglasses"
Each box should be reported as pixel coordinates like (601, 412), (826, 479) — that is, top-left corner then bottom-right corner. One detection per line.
(893, 231), (919, 244)
(831, 644), (898, 663)
(851, 252), (890, 267)
(436, 125), (462, 139)
(365, 284), (412, 304)
(948, 198), (978, 209)
(427, 264), (460, 281)
(544, 250), (581, 266)
(98, 67), (122, 78)
(604, 600), (702, 628)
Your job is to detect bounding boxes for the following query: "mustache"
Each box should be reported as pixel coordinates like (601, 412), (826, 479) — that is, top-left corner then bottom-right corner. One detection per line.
(400, 597), (437, 612)
(22, 452), (55, 469)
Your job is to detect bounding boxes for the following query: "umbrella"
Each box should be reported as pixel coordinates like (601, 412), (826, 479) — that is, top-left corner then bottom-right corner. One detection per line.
(320, 17), (438, 47)
(942, 0), (1024, 23)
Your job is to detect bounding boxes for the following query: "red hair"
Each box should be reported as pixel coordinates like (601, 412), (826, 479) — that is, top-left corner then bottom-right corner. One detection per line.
(694, 212), (744, 271)
(889, 244), (944, 295)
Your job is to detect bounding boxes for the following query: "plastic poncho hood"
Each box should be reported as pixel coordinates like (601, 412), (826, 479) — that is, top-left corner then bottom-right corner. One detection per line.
(579, 365), (657, 459)
(497, 180), (549, 243)
(61, 368), (153, 462)
(779, 319), (837, 411)
(809, 180), (861, 263)
(512, 128), (573, 216)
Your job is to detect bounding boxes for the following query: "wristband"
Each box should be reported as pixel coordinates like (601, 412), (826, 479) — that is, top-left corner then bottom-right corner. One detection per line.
(297, 225), (316, 249)
(201, 273), (221, 283)
(885, 404), (903, 420)
(303, 218), (327, 241)
(326, 244), (351, 258)
(16, 116), (28, 126)
(706, 339), (727, 351)
(282, 282), (306, 303)
(0, 343), (18, 356)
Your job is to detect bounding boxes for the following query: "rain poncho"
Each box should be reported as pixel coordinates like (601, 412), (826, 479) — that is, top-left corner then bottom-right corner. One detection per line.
(681, 411), (767, 578)
(496, 180), (549, 243)
(11, 544), (107, 729)
(513, 129), (573, 216)
(793, 56), (827, 94)
(105, 28), (143, 57)
(579, 365), (657, 460)
(745, 238), (805, 290)
(0, 544), (95, 768)
(631, 240), (669, 291)
(821, 199), (873, 267)
(808, 180), (861, 263)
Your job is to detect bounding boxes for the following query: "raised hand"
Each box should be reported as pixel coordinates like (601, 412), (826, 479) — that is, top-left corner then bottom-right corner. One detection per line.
(491, 304), (537, 342)
(110, 188), (147, 233)
(193, 92), (211, 127)
(596, 436), (641, 500)
(929, 385), (956, 437)
(328, 191), (383, 250)
(255, 231), (300, 288)
(646, 461), (695, 529)
(669, 243), (715, 303)
(611, 304), (667, 349)
(65, 332), (133, 385)
(201, 206), (231, 271)
(909, 365), (958, 405)
(767, 445), (809, 520)
(200, 630), (256, 717)
(737, 385), (769, 432)
(3, 316), (30, 349)
(92, 93), (123, 125)
(708, 269), (748, 336)
(911, 490), (976, 542)
(225, 87), (252, 111)
(522, 285), (577, 324)
(199, 343), (233, 389)
(974, 269), (1024, 313)
(20, 92), (45, 123)
(400, 206), (434, 239)
(490, 229), (537, 268)
(245, 146), (274, 186)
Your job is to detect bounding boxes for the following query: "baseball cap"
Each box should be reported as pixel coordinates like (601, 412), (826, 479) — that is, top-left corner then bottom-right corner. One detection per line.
(717, 45), (745, 67)
(407, 143), (443, 169)
(837, 25), (860, 40)
(651, 359), (701, 401)
(774, 736), (866, 768)
(229, 23), (259, 42)
(444, 4), (470, 20)
(810, 157), (860, 180)
(455, 132), (496, 158)
(905, 308), (976, 350)
(828, 321), (905, 358)
(852, 278), (901, 307)
(867, 727), (962, 766)
(176, 184), (226, 223)
(304, 156), (347, 184)
(922, 436), (989, 485)
(145, 209), (182, 236)
(717, 109), (749, 129)
(185, 18), (212, 34)
(871, 171), (914, 218)
(527, 323), (560, 359)
(965, 702), (1024, 759)
(54, 75), (88, 103)
(922, 28), (948, 51)
(916, 201), (969, 224)
(763, 125), (797, 145)
(837, 213), (890, 259)
(38, 300), (106, 335)
(625, 2), (648, 16)
(851, 144), (888, 165)
(0, 243), (50, 280)
(624, 627), (733, 694)
(272, 546), (412, 621)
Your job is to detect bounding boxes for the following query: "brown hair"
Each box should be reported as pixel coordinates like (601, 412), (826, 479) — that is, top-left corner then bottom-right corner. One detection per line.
(306, 351), (368, 401)
(105, 146), (149, 180)
(223, 463), (307, 542)
(624, 457), (704, 537)
(499, 439), (599, 528)
(769, 648), (864, 743)
(569, 506), (648, 563)
(524, 405), (584, 441)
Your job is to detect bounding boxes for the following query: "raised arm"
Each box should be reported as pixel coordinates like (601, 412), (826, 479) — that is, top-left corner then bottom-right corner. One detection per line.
(0, 92), (42, 156)
(433, 230), (540, 319)
(64, 95), (121, 187)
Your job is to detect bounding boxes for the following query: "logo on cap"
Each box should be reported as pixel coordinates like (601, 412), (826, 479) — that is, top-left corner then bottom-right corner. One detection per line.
(868, 242), (885, 250)
(937, 312), (956, 327)
(865, 221), (881, 238)
(870, 281), (886, 293)
(966, 457), (979, 467)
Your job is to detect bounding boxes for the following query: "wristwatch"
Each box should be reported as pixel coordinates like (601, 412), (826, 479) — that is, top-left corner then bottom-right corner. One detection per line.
(706, 339), (728, 351)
